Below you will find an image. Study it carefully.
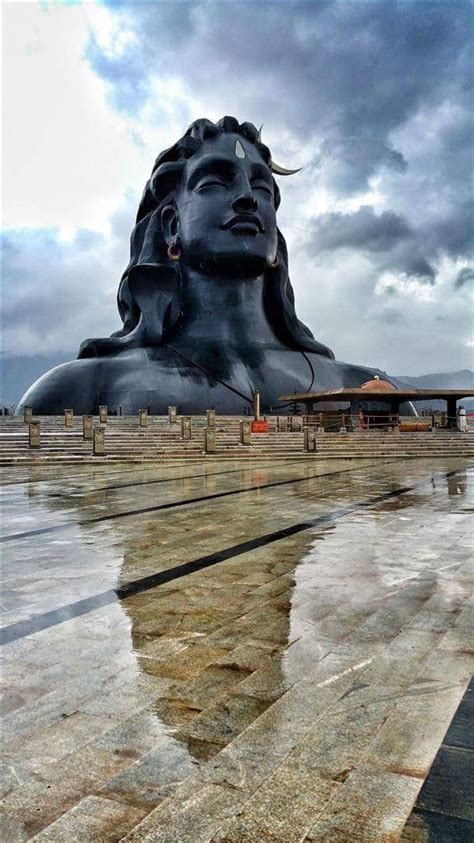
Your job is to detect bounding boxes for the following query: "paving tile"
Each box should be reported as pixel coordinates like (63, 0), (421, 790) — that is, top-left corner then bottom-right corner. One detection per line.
(30, 796), (146, 842)
(278, 634), (335, 684)
(151, 694), (205, 727)
(177, 663), (253, 709)
(0, 812), (30, 843)
(212, 766), (338, 842)
(92, 709), (173, 759)
(0, 746), (133, 838)
(197, 740), (288, 793)
(330, 628), (442, 702)
(177, 693), (274, 750)
(418, 647), (474, 686)
(122, 779), (247, 842)
(286, 698), (396, 783)
(363, 678), (469, 780)
(215, 640), (278, 673)
(304, 764), (422, 842)
(147, 644), (231, 680)
(99, 735), (198, 810)
(230, 658), (294, 702)
(5, 711), (119, 768)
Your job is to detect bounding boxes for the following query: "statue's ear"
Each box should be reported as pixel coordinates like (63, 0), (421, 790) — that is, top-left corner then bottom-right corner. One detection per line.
(161, 204), (178, 245)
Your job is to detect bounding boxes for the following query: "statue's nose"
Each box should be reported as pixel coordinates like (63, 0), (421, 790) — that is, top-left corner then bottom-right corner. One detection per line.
(232, 191), (258, 214)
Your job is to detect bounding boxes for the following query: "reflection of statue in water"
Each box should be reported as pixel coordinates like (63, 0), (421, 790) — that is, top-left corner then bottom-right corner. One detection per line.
(18, 116), (393, 415)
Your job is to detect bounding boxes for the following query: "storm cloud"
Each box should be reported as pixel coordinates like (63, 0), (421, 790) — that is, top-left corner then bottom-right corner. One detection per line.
(455, 267), (474, 290)
(307, 206), (437, 282)
(88, 0), (472, 190)
(308, 206), (412, 253)
(2, 197), (135, 358)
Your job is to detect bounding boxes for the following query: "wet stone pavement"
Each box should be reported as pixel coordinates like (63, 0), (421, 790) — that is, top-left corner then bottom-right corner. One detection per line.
(1, 456), (473, 841)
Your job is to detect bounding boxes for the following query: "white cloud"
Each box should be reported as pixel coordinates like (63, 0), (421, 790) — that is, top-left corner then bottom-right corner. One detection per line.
(3, 2), (145, 231)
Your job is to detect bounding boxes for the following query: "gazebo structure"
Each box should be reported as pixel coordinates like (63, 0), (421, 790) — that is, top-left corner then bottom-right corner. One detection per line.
(279, 377), (474, 430)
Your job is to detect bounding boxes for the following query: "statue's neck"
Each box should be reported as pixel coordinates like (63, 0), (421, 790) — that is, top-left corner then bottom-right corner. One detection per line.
(174, 267), (280, 347)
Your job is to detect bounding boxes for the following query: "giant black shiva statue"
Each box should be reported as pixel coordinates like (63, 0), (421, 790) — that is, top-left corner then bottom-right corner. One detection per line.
(18, 116), (394, 415)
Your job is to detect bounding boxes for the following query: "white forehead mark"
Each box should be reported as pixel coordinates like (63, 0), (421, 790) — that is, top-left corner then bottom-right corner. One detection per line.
(235, 139), (246, 159)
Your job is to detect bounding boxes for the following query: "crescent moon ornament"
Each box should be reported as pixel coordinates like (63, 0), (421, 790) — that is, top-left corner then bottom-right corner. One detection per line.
(257, 125), (303, 174)
(270, 160), (304, 175)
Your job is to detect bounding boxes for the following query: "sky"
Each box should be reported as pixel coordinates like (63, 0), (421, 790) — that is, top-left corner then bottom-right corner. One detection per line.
(2, 0), (473, 397)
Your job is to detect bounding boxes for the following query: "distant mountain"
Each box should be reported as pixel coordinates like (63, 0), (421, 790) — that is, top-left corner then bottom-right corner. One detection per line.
(395, 370), (474, 411)
(396, 370), (474, 389)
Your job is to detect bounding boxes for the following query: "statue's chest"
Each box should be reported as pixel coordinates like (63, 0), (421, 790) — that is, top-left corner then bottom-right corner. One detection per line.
(101, 347), (345, 414)
(245, 349), (314, 402)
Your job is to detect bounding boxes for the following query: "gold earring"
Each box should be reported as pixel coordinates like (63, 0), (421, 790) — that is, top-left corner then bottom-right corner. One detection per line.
(167, 240), (181, 261)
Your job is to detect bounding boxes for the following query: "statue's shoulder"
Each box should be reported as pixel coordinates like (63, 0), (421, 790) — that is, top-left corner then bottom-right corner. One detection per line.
(329, 358), (398, 388)
(17, 357), (102, 415)
(305, 354), (394, 389)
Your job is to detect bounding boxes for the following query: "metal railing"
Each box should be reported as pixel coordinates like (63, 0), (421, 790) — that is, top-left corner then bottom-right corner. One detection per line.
(300, 413), (471, 432)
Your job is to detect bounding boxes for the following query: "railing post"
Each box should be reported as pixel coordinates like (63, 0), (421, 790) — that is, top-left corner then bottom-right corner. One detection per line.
(23, 406), (33, 423)
(82, 416), (93, 440)
(181, 416), (192, 439)
(254, 389), (261, 421)
(204, 426), (216, 453)
(304, 427), (316, 452)
(206, 408), (216, 428)
(93, 426), (105, 455)
(29, 421), (41, 448)
(99, 405), (108, 424)
(168, 405), (177, 424)
(64, 409), (73, 429)
(240, 419), (251, 445)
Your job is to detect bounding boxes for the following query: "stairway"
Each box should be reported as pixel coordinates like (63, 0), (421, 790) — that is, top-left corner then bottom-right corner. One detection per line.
(1, 415), (473, 465)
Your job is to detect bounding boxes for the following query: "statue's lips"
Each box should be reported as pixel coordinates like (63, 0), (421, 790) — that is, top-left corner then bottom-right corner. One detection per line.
(222, 215), (264, 234)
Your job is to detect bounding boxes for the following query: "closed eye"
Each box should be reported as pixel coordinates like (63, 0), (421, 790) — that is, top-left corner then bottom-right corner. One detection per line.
(196, 178), (227, 190)
(251, 182), (273, 196)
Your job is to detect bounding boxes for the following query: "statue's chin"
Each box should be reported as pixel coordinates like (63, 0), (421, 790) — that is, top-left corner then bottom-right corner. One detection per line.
(186, 251), (268, 278)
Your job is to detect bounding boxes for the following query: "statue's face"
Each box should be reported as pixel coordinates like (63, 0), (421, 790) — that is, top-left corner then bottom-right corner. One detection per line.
(174, 132), (278, 275)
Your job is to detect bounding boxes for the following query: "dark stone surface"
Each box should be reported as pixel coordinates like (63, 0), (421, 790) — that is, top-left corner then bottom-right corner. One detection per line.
(416, 746), (474, 821)
(401, 677), (474, 839)
(443, 678), (473, 751)
(401, 808), (474, 842)
(17, 117), (395, 416)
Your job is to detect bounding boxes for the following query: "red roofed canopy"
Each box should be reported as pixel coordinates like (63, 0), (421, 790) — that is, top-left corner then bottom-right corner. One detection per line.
(360, 375), (397, 392)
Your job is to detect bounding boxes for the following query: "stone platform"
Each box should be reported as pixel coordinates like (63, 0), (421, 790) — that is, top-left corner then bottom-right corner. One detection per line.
(1, 456), (473, 841)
